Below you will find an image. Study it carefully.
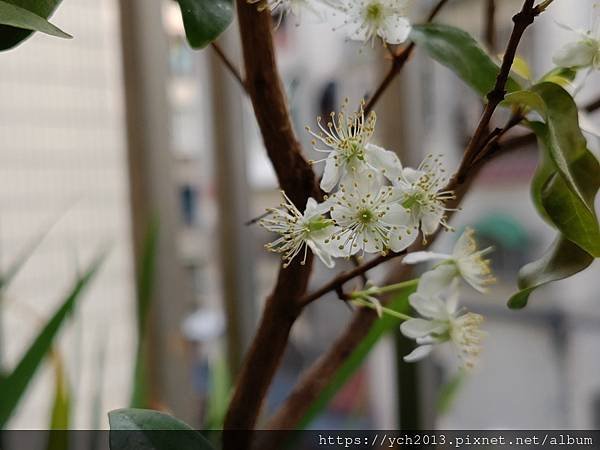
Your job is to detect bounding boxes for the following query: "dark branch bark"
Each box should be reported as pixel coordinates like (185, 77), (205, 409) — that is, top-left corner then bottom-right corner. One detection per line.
(222, 3), (320, 448)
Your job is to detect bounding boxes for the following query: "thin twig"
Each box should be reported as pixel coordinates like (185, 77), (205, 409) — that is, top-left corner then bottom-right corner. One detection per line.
(211, 42), (247, 92)
(364, 0), (450, 114)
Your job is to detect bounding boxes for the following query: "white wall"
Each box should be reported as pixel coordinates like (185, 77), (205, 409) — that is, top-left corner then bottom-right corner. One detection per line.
(0, 0), (136, 429)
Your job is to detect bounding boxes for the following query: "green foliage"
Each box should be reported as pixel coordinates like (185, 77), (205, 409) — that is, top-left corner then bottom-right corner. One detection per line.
(507, 84), (599, 308)
(0, 0), (70, 51)
(46, 350), (71, 450)
(0, 254), (105, 428)
(108, 409), (214, 450)
(130, 221), (159, 409)
(203, 355), (231, 430)
(410, 24), (521, 97)
(437, 371), (466, 415)
(508, 236), (594, 309)
(175, 0), (233, 49)
(299, 283), (417, 429)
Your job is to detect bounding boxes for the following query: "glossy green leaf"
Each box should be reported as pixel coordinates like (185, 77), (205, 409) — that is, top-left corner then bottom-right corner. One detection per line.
(109, 409), (214, 450)
(410, 24), (521, 97)
(0, 0), (69, 51)
(0, 254), (104, 427)
(175, 0), (233, 49)
(539, 67), (577, 88)
(508, 236), (594, 309)
(130, 221), (159, 409)
(299, 282), (417, 429)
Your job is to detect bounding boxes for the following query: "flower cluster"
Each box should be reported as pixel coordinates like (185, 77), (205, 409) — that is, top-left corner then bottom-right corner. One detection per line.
(248, 0), (413, 46)
(399, 228), (494, 369)
(260, 101), (454, 268)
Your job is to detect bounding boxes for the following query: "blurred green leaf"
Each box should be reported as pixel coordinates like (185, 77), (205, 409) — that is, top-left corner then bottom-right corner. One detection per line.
(175, 0), (233, 49)
(539, 67), (577, 88)
(130, 221), (159, 409)
(108, 409), (214, 450)
(0, 254), (105, 428)
(437, 371), (466, 415)
(0, 0), (70, 51)
(508, 236), (594, 309)
(0, 223), (54, 294)
(203, 355), (231, 430)
(299, 282), (417, 429)
(46, 350), (71, 450)
(410, 24), (521, 97)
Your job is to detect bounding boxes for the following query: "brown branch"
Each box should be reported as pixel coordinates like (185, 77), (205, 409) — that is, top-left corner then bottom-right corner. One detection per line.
(456, 0), (538, 182)
(211, 42), (247, 92)
(222, 3), (320, 449)
(262, 0), (544, 437)
(364, 0), (450, 114)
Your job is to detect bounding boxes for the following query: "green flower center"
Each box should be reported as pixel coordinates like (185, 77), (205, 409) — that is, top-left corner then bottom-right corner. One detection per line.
(358, 209), (374, 224)
(366, 3), (383, 22)
(307, 217), (333, 233)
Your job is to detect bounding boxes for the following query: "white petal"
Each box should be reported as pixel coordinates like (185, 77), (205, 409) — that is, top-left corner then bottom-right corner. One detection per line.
(388, 227), (418, 253)
(403, 251), (451, 265)
(400, 318), (446, 339)
(403, 345), (433, 363)
(420, 207), (444, 236)
(553, 40), (596, 68)
(409, 292), (447, 320)
(307, 240), (335, 268)
(378, 16), (411, 45)
(320, 153), (343, 192)
(381, 203), (410, 226)
(417, 264), (458, 298)
(365, 144), (403, 181)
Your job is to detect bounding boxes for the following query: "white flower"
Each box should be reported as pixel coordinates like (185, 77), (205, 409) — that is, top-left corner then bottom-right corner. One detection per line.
(249, 0), (328, 23)
(260, 192), (338, 268)
(307, 101), (403, 192)
(339, 0), (412, 45)
(392, 154), (455, 239)
(403, 227), (496, 293)
(400, 273), (485, 370)
(553, 6), (600, 70)
(329, 172), (417, 255)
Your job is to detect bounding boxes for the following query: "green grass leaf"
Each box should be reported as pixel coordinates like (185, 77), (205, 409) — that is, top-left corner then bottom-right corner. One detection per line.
(299, 282), (417, 429)
(109, 409), (214, 450)
(0, 0), (70, 51)
(130, 221), (159, 409)
(0, 254), (105, 428)
(410, 24), (521, 98)
(46, 350), (71, 450)
(175, 0), (233, 49)
(508, 235), (594, 309)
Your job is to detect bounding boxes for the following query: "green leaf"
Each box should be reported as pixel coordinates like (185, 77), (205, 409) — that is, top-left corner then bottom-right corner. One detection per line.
(0, 254), (105, 428)
(0, 224), (52, 295)
(0, 0), (70, 51)
(299, 282), (417, 429)
(108, 409), (214, 450)
(437, 371), (466, 415)
(175, 0), (233, 49)
(508, 236), (594, 309)
(539, 67), (577, 88)
(203, 355), (231, 430)
(529, 114), (600, 256)
(410, 24), (521, 97)
(130, 220), (159, 409)
(46, 350), (71, 450)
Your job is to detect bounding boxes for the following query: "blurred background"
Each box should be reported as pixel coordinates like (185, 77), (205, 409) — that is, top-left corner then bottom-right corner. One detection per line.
(1, 0), (599, 431)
